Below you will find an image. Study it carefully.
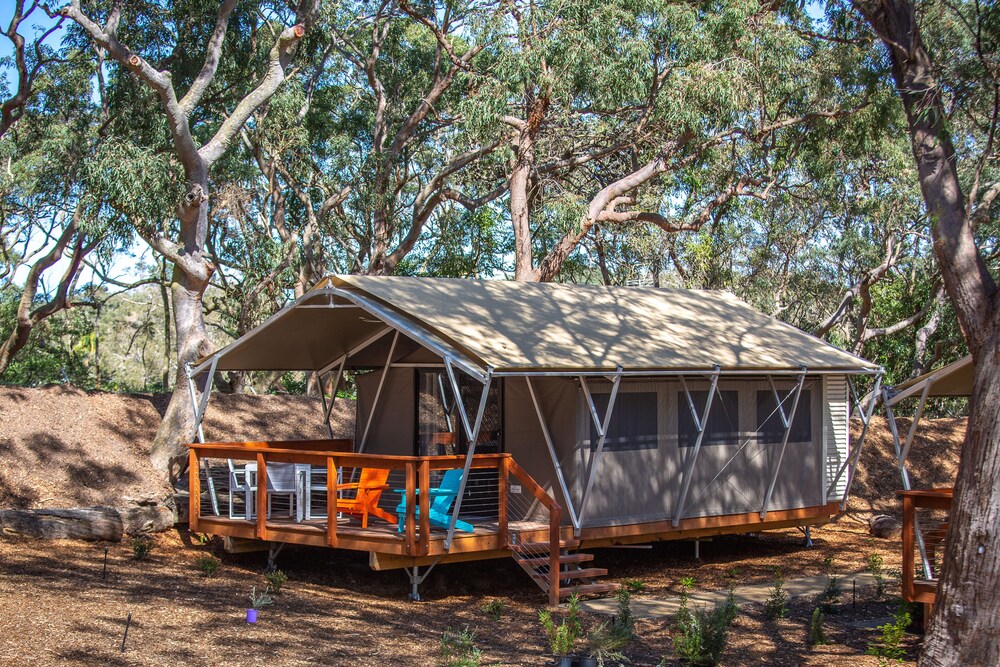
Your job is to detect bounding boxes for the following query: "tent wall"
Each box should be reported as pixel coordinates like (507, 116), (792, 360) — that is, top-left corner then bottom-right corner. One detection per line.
(823, 375), (850, 502)
(355, 367), (415, 455)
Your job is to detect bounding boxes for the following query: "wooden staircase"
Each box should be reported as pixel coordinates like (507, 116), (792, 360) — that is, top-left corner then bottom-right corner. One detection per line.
(511, 538), (618, 601)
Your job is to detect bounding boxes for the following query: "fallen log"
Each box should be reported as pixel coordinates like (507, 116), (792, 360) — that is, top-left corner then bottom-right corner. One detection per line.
(0, 507), (124, 541)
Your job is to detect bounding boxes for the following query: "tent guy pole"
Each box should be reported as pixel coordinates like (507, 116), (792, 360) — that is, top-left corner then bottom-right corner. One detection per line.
(576, 367), (624, 532)
(760, 368), (807, 520)
(673, 367), (721, 526)
(526, 377), (580, 530)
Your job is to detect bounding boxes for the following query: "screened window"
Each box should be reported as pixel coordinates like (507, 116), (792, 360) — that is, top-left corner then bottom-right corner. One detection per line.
(588, 392), (658, 451)
(677, 390), (739, 447)
(756, 390), (812, 444)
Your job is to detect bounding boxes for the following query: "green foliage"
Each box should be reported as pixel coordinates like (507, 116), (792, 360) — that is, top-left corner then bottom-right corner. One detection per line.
(438, 627), (482, 667)
(264, 569), (288, 594)
(610, 586), (635, 642)
(866, 553), (886, 600)
(130, 537), (154, 561)
(539, 593), (583, 657)
(481, 599), (505, 621)
(621, 578), (647, 593)
(196, 554), (219, 577)
(673, 588), (738, 666)
(808, 607), (827, 646)
(820, 575), (841, 612)
(248, 586), (273, 610)
(866, 604), (911, 666)
(764, 569), (788, 620)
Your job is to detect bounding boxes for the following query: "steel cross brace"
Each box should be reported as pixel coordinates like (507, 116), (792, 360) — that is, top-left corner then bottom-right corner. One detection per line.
(576, 368), (624, 531)
(673, 367), (721, 527)
(442, 358), (494, 550)
(760, 369), (807, 520)
(826, 373), (883, 503)
(526, 377), (580, 530)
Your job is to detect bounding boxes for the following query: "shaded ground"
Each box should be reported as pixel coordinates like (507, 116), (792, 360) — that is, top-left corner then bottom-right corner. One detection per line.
(0, 385), (354, 508)
(0, 521), (918, 666)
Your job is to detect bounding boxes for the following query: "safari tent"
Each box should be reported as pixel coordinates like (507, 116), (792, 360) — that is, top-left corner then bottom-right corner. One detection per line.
(185, 276), (881, 601)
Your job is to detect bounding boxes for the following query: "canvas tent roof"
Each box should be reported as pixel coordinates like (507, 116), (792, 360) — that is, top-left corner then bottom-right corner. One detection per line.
(196, 275), (877, 376)
(883, 355), (973, 406)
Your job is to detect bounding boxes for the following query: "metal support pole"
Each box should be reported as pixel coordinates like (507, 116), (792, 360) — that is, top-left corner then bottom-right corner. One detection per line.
(317, 356), (346, 439)
(358, 331), (400, 453)
(826, 373), (882, 500)
(526, 377), (580, 530)
(673, 368), (721, 526)
(884, 393), (934, 580)
(900, 382), (932, 468)
(837, 373), (883, 507)
(443, 361), (493, 550)
(760, 369), (807, 520)
(577, 368), (623, 531)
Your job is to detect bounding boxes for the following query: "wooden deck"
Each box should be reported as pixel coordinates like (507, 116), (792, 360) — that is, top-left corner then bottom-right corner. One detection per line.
(899, 487), (953, 606)
(188, 440), (845, 602)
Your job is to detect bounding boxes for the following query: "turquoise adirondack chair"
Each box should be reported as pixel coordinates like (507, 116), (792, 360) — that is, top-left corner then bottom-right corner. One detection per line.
(395, 468), (474, 533)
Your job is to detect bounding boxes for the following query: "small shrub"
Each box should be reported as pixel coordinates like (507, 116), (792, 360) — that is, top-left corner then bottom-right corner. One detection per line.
(821, 556), (834, 573)
(482, 599), (505, 621)
(192, 532), (210, 545)
(621, 577), (647, 593)
(196, 554), (219, 577)
(673, 588), (738, 666)
(610, 586), (635, 642)
(764, 569), (788, 620)
(867, 553), (885, 599)
(248, 586), (273, 610)
(820, 575), (841, 612)
(808, 607), (827, 646)
(588, 621), (628, 666)
(265, 569), (288, 594)
(539, 593), (582, 657)
(439, 626), (482, 667)
(131, 537), (154, 561)
(866, 603), (911, 666)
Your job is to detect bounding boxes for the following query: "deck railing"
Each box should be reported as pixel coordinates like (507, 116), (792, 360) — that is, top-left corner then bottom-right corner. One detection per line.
(187, 441), (560, 566)
(899, 487), (953, 605)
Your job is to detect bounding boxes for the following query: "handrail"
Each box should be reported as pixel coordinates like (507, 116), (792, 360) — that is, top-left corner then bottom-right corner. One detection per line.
(508, 458), (563, 605)
(899, 487), (953, 605)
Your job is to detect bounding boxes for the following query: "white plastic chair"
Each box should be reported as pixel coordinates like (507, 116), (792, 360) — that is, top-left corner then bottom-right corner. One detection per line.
(227, 459), (253, 519)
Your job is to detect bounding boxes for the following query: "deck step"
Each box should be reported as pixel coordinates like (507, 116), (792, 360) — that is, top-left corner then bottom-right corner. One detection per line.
(531, 567), (608, 581)
(512, 539), (580, 552)
(558, 583), (620, 598)
(517, 552), (594, 567)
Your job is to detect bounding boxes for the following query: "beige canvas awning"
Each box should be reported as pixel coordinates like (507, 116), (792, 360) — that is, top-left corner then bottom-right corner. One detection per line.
(196, 275), (877, 376)
(884, 355), (973, 406)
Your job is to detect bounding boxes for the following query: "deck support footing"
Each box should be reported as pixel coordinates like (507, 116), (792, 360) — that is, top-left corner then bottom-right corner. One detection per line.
(404, 559), (441, 601)
(266, 542), (286, 571)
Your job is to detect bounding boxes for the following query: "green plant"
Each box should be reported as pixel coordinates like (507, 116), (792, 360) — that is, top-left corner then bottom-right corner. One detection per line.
(820, 575), (841, 612)
(621, 578), (647, 593)
(672, 588), (738, 666)
(264, 569), (288, 594)
(131, 537), (154, 561)
(439, 626), (482, 667)
(196, 554), (219, 577)
(539, 594), (582, 657)
(764, 569), (788, 620)
(248, 586), (273, 610)
(808, 607), (827, 646)
(192, 532), (210, 545)
(610, 586), (635, 642)
(866, 604), (911, 666)
(821, 556), (834, 572)
(587, 621), (629, 666)
(867, 553), (885, 599)
(482, 599), (505, 621)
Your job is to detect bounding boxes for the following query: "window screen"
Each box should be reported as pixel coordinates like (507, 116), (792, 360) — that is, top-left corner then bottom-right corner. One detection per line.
(677, 390), (739, 447)
(756, 390), (812, 444)
(589, 392), (658, 451)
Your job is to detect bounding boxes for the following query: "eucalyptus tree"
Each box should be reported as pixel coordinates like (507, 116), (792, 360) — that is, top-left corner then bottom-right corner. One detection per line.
(1, 1), (67, 138)
(843, 0), (1000, 663)
(60, 0), (315, 476)
(454, 0), (874, 282)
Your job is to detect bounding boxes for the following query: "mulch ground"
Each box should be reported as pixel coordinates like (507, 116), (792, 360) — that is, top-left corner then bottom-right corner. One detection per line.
(0, 387), (956, 665)
(0, 519), (918, 666)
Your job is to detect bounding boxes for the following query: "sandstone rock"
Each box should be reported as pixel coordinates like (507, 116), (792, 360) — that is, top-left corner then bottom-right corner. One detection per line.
(869, 514), (902, 539)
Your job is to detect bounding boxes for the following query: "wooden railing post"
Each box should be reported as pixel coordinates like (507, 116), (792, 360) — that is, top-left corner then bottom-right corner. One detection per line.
(418, 459), (430, 556)
(902, 494), (915, 601)
(188, 447), (200, 532)
(404, 460), (416, 555)
(326, 456), (338, 548)
(549, 503), (561, 606)
(498, 456), (509, 549)
(256, 453), (268, 541)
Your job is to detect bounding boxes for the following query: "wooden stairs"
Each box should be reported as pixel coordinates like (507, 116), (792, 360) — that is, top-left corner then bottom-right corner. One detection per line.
(511, 538), (618, 601)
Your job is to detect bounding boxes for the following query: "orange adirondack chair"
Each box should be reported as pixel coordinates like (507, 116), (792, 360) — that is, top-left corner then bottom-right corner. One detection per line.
(336, 468), (396, 528)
